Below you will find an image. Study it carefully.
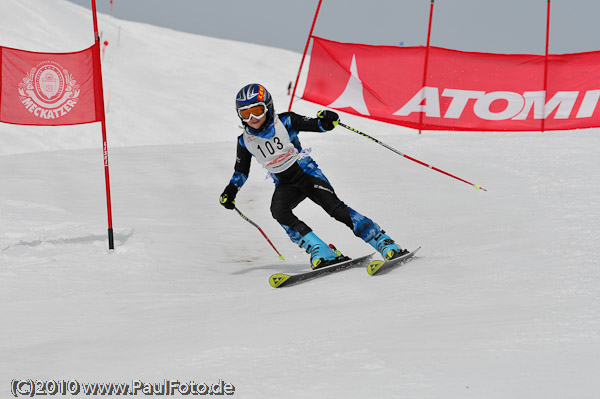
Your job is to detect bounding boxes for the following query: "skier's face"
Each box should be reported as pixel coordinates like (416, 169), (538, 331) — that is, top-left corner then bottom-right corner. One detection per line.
(246, 114), (267, 129)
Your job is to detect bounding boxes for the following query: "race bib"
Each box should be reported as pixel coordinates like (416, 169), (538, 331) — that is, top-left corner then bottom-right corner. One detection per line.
(243, 118), (299, 173)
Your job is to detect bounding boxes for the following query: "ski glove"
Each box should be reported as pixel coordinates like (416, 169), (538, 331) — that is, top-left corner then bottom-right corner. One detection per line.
(219, 183), (238, 210)
(317, 110), (339, 131)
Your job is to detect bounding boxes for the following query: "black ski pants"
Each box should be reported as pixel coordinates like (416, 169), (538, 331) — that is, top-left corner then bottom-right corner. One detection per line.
(270, 164), (353, 238)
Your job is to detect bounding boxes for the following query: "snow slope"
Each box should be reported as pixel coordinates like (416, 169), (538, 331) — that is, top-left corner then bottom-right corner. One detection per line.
(1, 1), (599, 398)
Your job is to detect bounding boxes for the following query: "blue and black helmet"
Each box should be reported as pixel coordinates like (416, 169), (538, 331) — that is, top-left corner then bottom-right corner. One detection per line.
(235, 83), (275, 126)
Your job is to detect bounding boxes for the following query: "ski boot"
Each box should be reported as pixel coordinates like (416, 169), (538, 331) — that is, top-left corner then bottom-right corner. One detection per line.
(368, 230), (408, 261)
(299, 232), (350, 270)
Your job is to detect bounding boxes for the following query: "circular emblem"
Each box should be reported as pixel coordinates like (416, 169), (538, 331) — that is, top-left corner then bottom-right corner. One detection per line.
(18, 61), (81, 120)
(34, 64), (65, 103)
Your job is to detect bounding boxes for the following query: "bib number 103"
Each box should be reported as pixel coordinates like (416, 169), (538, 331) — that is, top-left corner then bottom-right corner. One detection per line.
(257, 137), (284, 158)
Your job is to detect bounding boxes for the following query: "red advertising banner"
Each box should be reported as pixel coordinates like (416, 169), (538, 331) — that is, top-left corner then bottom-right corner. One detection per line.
(303, 37), (600, 131)
(0, 44), (101, 126)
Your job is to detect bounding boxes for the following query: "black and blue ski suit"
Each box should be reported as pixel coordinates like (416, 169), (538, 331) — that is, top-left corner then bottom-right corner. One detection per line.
(227, 111), (383, 245)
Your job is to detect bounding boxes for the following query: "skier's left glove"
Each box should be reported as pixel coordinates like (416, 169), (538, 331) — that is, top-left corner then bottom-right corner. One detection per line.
(317, 110), (339, 131)
(219, 183), (237, 210)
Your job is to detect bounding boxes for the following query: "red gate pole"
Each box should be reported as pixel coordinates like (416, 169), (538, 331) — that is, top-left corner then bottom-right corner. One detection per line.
(541, 0), (551, 132)
(419, 0), (435, 134)
(288, 0), (323, 112)
(91, 0), (115, 251)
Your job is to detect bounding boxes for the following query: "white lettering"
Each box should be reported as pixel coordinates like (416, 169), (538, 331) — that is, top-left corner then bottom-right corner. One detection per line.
(513, 91), (545, 120)
(513, 91), (578, 120)
(576, 89), (600, 118)
(394, 86), (440, 117)
(473, 91), (524, 120)
(442, 89), (485, 118)
(20, 97), (78, 119)
(21, 98), (35, 109)
(395, 87), (599, 122)
(545, 91), (578, 119)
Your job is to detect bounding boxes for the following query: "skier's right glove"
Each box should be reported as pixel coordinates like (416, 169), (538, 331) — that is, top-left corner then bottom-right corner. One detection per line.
(219, 183), (238, 210)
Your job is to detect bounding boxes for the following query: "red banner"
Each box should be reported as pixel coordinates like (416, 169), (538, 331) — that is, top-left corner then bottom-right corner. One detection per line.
(1, 44), (101, 126)
(303, 37), (600, 131)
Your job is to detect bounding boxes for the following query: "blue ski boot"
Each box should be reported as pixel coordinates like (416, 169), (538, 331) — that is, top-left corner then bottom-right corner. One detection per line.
(299, 232), (349, 270)
(368, 230), (408, 261)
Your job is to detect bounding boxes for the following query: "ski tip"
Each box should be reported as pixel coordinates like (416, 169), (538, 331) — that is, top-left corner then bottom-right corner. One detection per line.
(269, 273), (290, 288)
(367, 260), (384, 276)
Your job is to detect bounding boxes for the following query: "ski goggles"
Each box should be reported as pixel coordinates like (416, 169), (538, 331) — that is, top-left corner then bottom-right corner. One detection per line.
(238, 102), (267, 122)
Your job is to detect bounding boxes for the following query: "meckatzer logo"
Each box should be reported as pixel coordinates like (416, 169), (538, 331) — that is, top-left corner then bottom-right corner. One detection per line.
(18, 61), (80, 120)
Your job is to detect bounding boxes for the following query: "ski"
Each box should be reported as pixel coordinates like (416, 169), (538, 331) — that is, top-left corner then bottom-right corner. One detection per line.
(366, 247), (421, 276)
(269, 253), (375, 288)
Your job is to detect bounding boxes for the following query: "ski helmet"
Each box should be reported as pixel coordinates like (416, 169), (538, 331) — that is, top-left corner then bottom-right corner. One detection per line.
(235, 83), (275, 127)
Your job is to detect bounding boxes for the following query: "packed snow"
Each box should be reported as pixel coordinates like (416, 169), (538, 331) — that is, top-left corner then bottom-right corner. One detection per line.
(1, 1), (599, 398)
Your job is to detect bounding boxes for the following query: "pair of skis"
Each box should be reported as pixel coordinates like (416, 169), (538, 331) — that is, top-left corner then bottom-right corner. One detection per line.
(269, 247), (421, 288)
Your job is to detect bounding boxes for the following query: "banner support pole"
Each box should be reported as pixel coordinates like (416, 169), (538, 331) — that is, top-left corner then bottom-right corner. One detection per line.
(542, 0), (551, 133)
(288, 0), (322, 112)
(91, 0), (115, 251)
(419, 0), (435, 134)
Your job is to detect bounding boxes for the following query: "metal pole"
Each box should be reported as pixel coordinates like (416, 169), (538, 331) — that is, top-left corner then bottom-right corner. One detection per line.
(288, 0), (323, 112)
(542, 0), (551, 132)
(234, 207), (285, 260)
(419, 0), (435, 134)
(339, 122), (487, 191)
(91, 0), (115, 250)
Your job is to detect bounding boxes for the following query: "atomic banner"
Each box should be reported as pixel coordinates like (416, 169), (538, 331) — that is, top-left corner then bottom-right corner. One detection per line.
(302, 36), (600, 131)
(0, 44), (101, 126)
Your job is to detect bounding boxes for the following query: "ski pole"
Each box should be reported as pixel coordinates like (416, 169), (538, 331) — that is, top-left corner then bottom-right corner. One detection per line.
(234, 206), (285, 260)
(338, 122), (487, 191)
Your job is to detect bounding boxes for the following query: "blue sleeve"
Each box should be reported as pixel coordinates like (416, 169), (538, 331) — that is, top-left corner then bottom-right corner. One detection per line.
(229, 135), (251, 189)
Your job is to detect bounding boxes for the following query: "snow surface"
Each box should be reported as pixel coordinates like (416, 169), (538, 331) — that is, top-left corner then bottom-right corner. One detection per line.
(1, 1), (599, 398)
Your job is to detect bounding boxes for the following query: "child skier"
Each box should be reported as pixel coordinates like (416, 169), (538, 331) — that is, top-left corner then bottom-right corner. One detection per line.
(219, 83), (407, 269)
